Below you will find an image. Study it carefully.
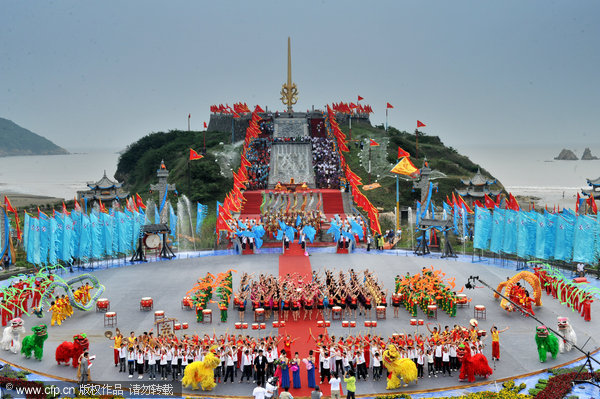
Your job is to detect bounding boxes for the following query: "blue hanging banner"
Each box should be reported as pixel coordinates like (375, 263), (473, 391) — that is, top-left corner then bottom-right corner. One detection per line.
(473, 206), (492, 250)
(489, 208), (505, 253)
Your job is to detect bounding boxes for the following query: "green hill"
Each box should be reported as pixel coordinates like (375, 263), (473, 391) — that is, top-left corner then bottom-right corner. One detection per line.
(339, 121), (502, 212)
(115, 122), (502, 241)
(0, 118), (68, 156)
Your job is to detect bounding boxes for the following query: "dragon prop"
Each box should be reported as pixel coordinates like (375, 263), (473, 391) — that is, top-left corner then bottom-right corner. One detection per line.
(494, 270), (542, 311)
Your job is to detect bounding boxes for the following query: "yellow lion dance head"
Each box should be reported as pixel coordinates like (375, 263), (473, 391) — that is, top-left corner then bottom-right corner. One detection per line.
(382, 344), (418, 389)
(181, 347), (221, 391)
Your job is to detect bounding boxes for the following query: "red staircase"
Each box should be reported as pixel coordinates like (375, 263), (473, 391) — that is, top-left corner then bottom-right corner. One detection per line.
(284, 243), (305, 256)
(321, 189), (345, 215)
(241, 191), (263, 215)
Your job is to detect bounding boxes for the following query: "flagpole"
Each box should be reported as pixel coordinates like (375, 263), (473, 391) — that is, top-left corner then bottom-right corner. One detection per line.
(396, 159), (400, 233)
(385, 108), (388, 132)
(188, 160), (191, 194)
(349, 112), (352, 141)
(188, 115), (190, 132)
(368, 145), (372, 184)
(415, 129), (419, 159)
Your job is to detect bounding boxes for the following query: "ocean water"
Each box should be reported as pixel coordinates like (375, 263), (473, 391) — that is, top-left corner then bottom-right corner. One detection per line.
(459, 144), (600, 209)
(0, 149), (120, 199)
(0, 145), (598, 210)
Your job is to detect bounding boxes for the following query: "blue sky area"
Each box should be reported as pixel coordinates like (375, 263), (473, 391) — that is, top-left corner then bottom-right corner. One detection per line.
(1, 1), (598, 151)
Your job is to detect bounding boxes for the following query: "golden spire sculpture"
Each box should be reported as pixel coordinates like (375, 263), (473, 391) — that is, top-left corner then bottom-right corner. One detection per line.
(280, 36), (298, 113)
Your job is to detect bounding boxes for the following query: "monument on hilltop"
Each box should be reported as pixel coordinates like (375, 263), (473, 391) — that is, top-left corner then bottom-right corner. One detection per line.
(150, 160), (177, 224)
(280, 37), (298, 114)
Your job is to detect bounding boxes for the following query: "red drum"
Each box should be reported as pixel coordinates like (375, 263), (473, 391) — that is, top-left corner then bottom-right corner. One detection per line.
(418, 319), (424, 326)
(242, 323), (248, 329)
(350, 321), (356, 328)
(182, 323), (189, 329)
(202, 309), (212, 315)
(317, 321), (324, 328)
(392, 333), (399, 338)
(478, 330), (487, 338)
(97, 298), (109, 309)
(256, 308), (265, 315)
(174, 323), (181, 330)
(252, 323), (259, 330)
(365, 321), (372, 327)
(260, 323), (266, 330)
(371, 320), (377, 327)
(182, 296), (193, 308)
(279, 321), (286, 327)
(235, 323), (242, 329)
(410, 319), (417, 326)
(342, 320), (349, 328)
(140, 297), (153, 310)
(273, 321), (280, 328)
(324, 321), (331, 327)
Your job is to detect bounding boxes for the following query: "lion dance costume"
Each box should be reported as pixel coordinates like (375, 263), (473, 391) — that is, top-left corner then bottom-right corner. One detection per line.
(56, 333), (90, 367)
(21, 324), (48, 360)
(535, 325), (559, 362)
(557, 317), (577, 353)
(457, 343), (493, 382)
(382, 344), (418, 389)
(1, 318), (26, 354)
(181, 346), (221, 391)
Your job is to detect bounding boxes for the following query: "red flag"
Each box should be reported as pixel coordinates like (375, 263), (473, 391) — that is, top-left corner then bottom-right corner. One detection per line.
(254, 105), (265, 113)
(369, 139), (380, 147)
(99, 200), (108, 214)
(203, 121), (207, 129)
(417, 120), (426, 128)
(349, 102), (357, 109)
(135, 193), (147, 210)
(62, 202), (71, 216)
(576, 192), (581, 213)
(508, 193), (520, 211)
(357, 95), (364, 102)
(386, 102), (394, 109)
(189, 148), (204, 161)
(233, 111), (241, 118)
(484, 194), (495, 209)
(397, 147), (410, 158)
(474, 200), (484, 208)
(3, 196), (16, 214)
(589, 193), (598, 214)
(74, 197), (82, 212)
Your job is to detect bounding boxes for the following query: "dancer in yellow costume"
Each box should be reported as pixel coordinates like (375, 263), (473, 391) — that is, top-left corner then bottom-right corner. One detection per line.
(48, 301), (62, 326)
(382, 344), (418, 389)
(181, 346), (221, 391)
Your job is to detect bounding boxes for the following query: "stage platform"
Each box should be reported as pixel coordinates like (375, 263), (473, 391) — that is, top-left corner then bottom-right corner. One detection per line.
(1, 253), (598, 397)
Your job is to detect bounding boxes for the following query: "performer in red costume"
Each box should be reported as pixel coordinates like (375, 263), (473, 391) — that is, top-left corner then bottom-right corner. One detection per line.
(581, 295), (593, 322)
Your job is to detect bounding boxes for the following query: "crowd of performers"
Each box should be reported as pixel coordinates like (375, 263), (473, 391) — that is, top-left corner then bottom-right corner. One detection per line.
(534, 266), (594, 321)
(311, 137), (341, 189)
(262, 211), (323, 241)
(392, 268), (462, 319)
(0, 277), (63, 326)
(246, 138), (271, 190)
(107, 321), (496, 386)
(188, 272), (234, 324)
(233, 269), (388, 322)
(506, 282), (536, 316)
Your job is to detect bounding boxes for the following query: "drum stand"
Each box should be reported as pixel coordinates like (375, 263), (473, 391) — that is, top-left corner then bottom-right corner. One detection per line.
(130, 236), (146, 262)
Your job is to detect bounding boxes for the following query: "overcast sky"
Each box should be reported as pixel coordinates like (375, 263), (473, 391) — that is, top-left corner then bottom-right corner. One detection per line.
(1, 1), (598, 152)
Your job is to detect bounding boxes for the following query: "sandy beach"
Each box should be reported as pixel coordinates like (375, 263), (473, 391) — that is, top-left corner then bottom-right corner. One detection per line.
(0, 190), (63, 208)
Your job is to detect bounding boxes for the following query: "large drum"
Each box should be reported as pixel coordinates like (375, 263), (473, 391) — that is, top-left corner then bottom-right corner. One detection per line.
(242, 323), (248, 329)
(182, 323), (189, 330)
(317, 320), (324, 328)
(342, 320), (349, 328)
(260, 323), (266, 330)
(252, 323), (259, 330)
(365, 321), (372, 327)
(418, 319), (424, 326)
(371, 320), (378, 327)
(324, 320), (331, 327)
(349, 321), (356, 328)
(235, 322), (242, 330)
(273, 321), (280, 328)
(140, 297), (153, 310)
(410, 318), (417, 326)
(174, 323), (181, 330)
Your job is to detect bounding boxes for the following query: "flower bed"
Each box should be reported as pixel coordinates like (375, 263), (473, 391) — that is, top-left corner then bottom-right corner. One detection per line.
(530, 371), (600, 399)
(374, 381), (532, 399)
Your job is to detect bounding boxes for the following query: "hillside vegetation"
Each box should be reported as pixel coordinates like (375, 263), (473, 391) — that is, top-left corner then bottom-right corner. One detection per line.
(0, 117), (68, 156)
(340, 121), (502, 212)
(115, 122), (501, 225)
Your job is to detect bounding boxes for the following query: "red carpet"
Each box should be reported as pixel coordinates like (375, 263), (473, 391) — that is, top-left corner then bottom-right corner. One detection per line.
(321, 190), (345, 215)
(278, 244), (329, 397)
(241, 191), (263, 215)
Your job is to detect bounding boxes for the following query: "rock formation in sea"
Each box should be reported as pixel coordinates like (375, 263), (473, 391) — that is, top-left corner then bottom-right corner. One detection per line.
(581, 147), (599, 160)
(554, 149), (578, 160)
